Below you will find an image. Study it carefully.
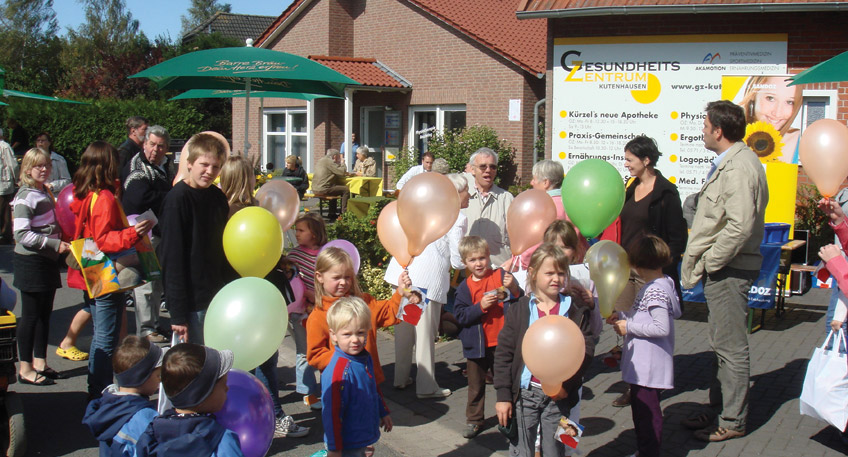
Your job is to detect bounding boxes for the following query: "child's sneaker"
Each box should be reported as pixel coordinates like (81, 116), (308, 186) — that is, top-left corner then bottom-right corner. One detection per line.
(274, 416), (309, 438)
(303, 394), (322, 410)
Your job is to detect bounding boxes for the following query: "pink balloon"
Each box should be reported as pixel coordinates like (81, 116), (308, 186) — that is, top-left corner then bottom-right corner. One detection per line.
(174, 131), (232, 185)
(799, 119), (848, 198)
(255, 180), (301, 230)
(287, 275), (306, 314)
(321, 239), (361, 274)
(521, 315), (586, 389)
(55, 185), (76, 239)
(396, 173), (460, 257)
(507, 189), (558, 256)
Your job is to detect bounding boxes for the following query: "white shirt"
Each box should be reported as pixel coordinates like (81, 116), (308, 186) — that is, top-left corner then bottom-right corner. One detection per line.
(395, 165), (426, 189)
(384, 212), (467, 304)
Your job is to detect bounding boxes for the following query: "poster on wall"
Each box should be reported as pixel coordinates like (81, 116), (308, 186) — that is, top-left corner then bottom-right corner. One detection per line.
(721, 75), (802, 164)
(552, 34), (787, 201)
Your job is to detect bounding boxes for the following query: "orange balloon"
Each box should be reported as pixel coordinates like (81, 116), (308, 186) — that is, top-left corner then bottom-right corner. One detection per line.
(521, 315), (585, 386)
(396, 173), (460, 256)
(541, 382), (564, 398)
(256, 180), (301, 230)
(799, 119), (848, 198)
(174, 131), (232, 185)
(377, 201), (412, 267)
(507, 189), (558, 256)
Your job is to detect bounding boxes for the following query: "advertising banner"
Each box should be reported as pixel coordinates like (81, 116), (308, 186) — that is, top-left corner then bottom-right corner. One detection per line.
(552, 34), (787, 201)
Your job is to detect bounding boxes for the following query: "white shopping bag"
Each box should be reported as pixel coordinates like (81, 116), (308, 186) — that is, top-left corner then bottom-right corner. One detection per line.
(800, 329), (848, 431)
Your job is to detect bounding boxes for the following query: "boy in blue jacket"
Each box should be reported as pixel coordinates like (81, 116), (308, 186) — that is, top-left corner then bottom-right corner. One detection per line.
(83, 335), (165, 456)
(322, 297), (392, 456)
(136, 343), (242, 457)
(453, 236), (522, 439)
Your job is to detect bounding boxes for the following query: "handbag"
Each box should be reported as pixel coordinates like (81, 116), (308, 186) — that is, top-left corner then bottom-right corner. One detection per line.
(799, 329), (848, 431)
(68, 192), (162, 298)
(497, 413), (517, 441)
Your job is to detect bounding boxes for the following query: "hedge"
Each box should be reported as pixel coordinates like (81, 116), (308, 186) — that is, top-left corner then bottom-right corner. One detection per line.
(7, 98), (208, 168)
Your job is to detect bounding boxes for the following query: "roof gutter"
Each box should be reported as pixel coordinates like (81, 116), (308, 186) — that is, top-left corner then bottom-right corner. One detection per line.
(516, 2), (848, 19)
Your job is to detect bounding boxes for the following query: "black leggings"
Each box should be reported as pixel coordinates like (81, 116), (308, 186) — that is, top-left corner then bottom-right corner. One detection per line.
(17, 290), (56, 363)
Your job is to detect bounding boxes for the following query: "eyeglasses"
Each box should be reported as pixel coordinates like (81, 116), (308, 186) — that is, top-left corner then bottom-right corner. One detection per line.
(32, 164), (50, 170)
(476, 164), (497, 170)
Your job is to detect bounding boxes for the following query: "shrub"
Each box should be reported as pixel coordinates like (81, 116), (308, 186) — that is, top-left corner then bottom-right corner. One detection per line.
(391, 125), (517, 187)
(795, 184), (834, 256)
(426, 125), (517, 186)
(7, 98), (207, 168)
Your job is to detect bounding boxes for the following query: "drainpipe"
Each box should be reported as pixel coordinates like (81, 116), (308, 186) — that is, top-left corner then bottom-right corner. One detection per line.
(533, 98), (546, 163)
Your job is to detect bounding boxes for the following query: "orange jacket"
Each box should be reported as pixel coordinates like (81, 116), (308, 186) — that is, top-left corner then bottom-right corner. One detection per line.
(306, 292), (402, 385)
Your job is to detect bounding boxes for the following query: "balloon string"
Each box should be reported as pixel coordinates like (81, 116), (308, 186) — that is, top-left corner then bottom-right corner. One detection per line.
(509, 255), (517, 273)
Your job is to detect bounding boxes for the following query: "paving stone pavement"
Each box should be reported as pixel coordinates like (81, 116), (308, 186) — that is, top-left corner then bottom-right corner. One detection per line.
(276, 288), (846, 457)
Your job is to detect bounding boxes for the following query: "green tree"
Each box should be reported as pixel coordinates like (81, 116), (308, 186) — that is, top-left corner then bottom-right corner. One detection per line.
(181, 0), (232, 36)
(0, 0), (64, 94)
(62, 0), (145, 71)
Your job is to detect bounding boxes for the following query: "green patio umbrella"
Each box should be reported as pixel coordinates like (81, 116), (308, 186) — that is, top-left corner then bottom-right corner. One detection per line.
(169, 89), (341, 101)
(131, 45), (356, 153)
(789, 50), (848, 85)
(0, 67), (88, 104)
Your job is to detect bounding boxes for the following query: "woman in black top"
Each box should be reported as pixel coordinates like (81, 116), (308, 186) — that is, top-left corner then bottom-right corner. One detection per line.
(613, 135), (687, 407)
(281, 155), (309, 199)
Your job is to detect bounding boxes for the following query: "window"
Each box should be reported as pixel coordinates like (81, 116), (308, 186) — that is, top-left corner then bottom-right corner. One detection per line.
(798, 90), (838, 132)
(408, 105), (466, 156)
(263, 109), (308, 170)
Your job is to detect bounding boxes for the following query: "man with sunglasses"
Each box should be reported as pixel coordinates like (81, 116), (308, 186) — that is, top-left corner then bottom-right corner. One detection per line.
(463, 148), (514, 266)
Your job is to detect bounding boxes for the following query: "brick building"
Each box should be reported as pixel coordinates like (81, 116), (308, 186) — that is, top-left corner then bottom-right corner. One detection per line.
(518, 0), (848, 201)
(232, 0), (547, 185)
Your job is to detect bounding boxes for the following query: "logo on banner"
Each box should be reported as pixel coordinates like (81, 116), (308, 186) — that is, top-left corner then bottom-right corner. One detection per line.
(702, 52), (722, 64)
(559, 49), (670, 104)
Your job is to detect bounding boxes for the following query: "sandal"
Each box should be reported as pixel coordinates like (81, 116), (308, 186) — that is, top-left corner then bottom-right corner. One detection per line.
(56, 346), (89, 361)
(37, 367), (68, 380)
(18, 373), (56, 386)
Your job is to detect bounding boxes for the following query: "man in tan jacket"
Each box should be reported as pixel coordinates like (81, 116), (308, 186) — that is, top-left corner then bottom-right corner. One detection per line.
(680, 100), (768, 442)
(312, 148), (349, 218)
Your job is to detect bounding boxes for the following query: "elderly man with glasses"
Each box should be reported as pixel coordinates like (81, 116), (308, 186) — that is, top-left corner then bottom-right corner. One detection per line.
(463, 147), (514, 266)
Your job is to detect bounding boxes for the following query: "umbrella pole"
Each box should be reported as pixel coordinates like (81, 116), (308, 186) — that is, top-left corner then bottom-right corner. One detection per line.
(244, 77), (251, 159)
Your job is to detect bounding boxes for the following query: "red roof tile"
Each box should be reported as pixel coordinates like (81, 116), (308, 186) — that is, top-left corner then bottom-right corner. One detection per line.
(309, 56), (410, 88)
(407, 0), (546, 74)
(518, 0), (848, 14)
(256, 0), (547, 76)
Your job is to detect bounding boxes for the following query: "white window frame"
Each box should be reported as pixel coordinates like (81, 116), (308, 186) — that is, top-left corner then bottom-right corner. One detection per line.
(262, 106), (312, 172)
(798, 89), (839, 132)
(407, 104), (466, 149)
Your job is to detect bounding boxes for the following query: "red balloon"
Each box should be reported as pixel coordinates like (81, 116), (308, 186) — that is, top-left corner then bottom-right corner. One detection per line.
(55, 185), (76, 239)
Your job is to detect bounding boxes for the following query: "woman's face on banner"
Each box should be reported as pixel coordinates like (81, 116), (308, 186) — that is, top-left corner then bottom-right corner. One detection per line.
(754, 76), (798, 131)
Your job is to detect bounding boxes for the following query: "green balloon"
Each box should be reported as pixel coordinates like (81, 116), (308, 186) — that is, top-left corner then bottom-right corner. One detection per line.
(561, 159), (625, 239)
(204, 277), (288, 371)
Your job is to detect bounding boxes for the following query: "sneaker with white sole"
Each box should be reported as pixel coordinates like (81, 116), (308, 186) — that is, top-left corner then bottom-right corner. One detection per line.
(417, 388), (452, 399)
(275, 416), (309, 438)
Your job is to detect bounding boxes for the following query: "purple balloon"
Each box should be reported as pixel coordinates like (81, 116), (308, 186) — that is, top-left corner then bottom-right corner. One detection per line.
(55, 185), (76, 238)
(321, 239), (361, 274)
(288, 275), (306, 314)
(216, 370), (274, 457)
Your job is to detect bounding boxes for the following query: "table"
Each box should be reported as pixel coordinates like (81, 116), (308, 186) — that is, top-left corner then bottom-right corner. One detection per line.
(346, 177), (383, 197)
(680, 239), (806, 333)
(348, 196), (390, 218)
(305, 174), (383, 197)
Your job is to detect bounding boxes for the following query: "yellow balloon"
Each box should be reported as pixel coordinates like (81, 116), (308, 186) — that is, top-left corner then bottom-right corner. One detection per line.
(223, 206), (283, 278)
(585, 241), (630, 318)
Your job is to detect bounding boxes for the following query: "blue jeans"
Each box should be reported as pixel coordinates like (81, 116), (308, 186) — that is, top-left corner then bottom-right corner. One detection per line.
(88, 293), (125, 396)
(289, 313), (319, 396)
(253, 351), (284, 419)
(186, 310), (206, 345)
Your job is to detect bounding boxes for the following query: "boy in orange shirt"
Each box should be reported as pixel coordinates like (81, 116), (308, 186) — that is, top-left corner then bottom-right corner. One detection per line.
(453, 236), (523, 439)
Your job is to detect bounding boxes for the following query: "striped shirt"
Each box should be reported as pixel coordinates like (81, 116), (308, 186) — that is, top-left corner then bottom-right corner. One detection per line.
(12, 185), (62, 259)
(288, 246), (320, 292)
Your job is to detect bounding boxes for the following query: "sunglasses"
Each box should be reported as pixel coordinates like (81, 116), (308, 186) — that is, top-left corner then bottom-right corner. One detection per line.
(476, 164), (497, 170)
